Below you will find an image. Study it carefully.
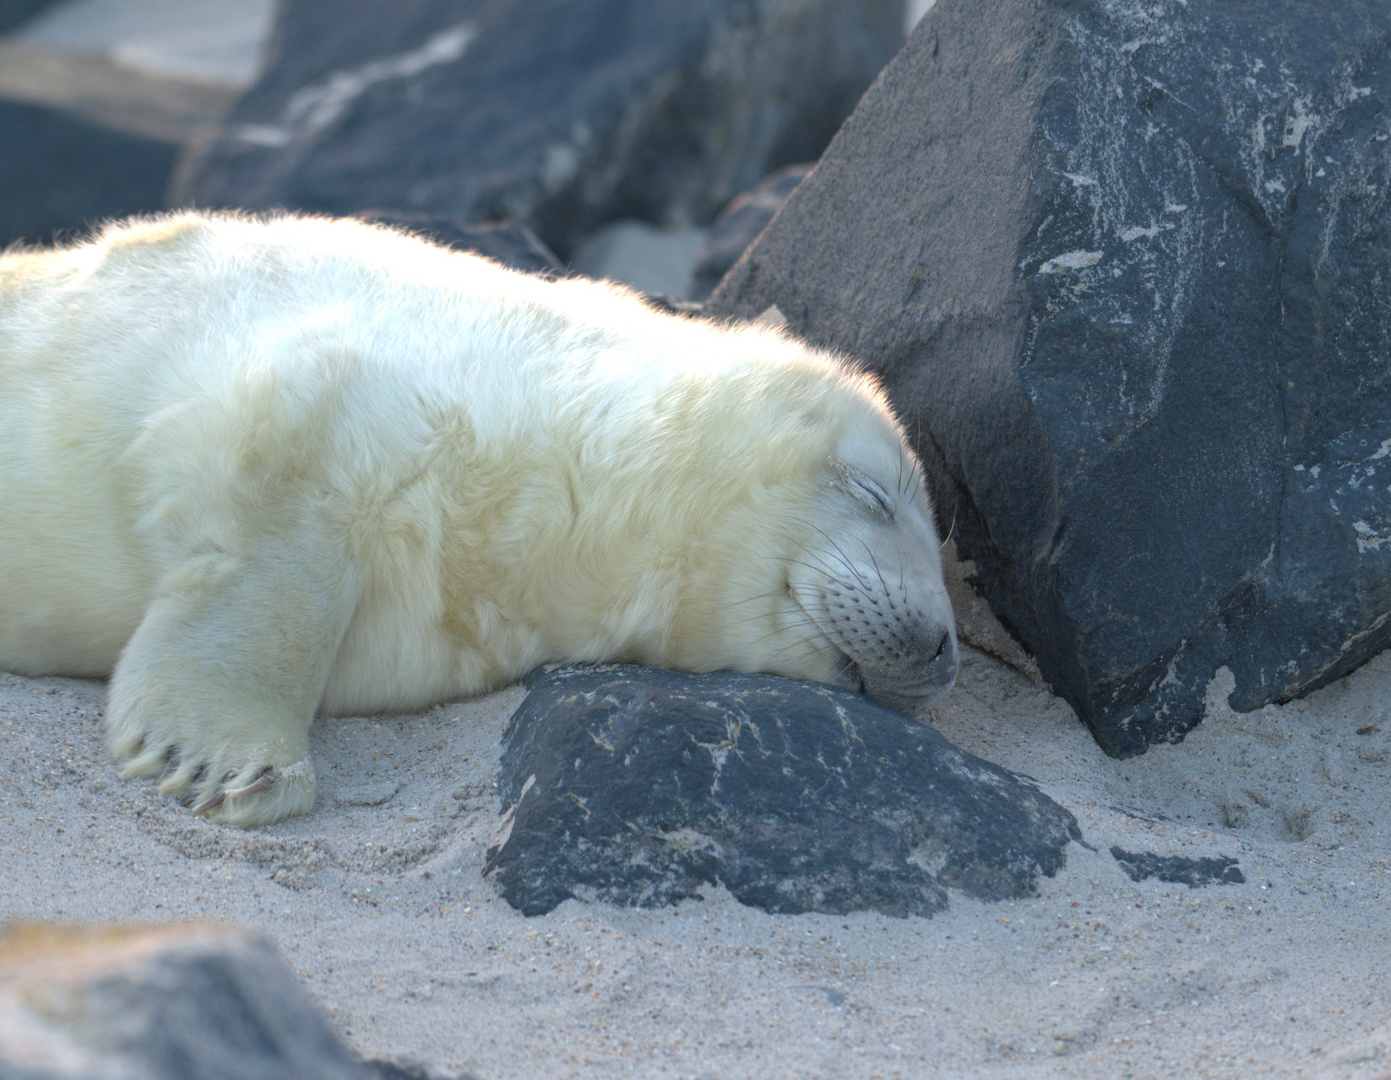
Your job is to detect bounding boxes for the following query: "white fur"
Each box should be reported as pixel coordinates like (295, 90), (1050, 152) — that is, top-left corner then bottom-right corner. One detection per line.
(0, 213), (957, 825)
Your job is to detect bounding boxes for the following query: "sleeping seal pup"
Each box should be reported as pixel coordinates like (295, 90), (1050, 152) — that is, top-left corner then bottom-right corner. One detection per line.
(0, 213), (958, 825)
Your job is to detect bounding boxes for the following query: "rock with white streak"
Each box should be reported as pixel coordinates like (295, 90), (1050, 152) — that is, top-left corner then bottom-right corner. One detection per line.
(486, 664), (1081, 918)
(708, 0), (1391, 757)
(174, 0), (906, 258)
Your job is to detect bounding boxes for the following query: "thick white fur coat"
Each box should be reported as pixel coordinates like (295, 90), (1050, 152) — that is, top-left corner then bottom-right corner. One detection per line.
(0, 214), (954, 824)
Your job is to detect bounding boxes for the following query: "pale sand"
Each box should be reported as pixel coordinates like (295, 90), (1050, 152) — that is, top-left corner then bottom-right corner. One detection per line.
(2, 553), (1389, 1080)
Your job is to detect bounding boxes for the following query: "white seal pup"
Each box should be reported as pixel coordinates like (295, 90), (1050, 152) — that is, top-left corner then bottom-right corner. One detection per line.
(0, 213), (958, 826)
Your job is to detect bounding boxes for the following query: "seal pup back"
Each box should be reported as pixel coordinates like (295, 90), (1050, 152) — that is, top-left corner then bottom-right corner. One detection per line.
(0, 212), (958, 825)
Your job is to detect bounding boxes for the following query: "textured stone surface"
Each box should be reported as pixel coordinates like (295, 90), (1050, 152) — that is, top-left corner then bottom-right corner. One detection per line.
(354, 210), (562, 275)
(1110, 847), (1246, 888)
(687, 163), (811, 301)
(176, 0), (903, 257)
(0, 98), (177, 247)
(0, 924), (376, 1080)
(485, 665), (1081, 918)
(708, 0), (1391, 756)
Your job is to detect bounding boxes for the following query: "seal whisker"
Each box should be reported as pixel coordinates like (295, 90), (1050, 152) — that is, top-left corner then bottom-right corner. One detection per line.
(858, 538), (895, 610)
(940, 507), (958, 550)
(780, 519), (865, 582)
(783, 556), (856, 585)
(801, 522), (875, 587)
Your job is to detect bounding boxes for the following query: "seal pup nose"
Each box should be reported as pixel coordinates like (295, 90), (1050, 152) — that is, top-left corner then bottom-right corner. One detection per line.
(856, 617), (959, 716)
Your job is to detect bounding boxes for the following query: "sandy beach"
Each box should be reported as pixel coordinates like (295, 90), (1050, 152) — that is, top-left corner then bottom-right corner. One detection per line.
(3, 547), (1389, 1080)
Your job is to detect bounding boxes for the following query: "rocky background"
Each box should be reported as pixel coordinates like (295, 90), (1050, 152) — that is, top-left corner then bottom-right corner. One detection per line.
(0, 0), (917, 294)
(4, 1), (1391, 1078)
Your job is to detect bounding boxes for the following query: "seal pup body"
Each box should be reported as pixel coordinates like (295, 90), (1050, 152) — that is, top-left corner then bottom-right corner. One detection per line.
(0, 213), (957, 825)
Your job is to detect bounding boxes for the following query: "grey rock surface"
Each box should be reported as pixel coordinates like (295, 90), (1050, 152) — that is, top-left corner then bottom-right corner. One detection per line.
(687, 162), (811, 301)
(0, 0), (58, 34)
(9, 0), (273, 87)
(0, 98), (177, 247)
(485, 664), (1081, 918)
(354, 210), (562, 275)
(570, 220), (707, 296)
(175, 0), (904, 257)
(0, 43), (239, 144)
(1110, 847), (1245, 888)
(0, 924), (376, 1080)
(707, 0), (1391, 757)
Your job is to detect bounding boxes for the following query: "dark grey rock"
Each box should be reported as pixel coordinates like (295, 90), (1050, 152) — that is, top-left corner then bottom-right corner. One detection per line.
(0, 0), (58, 33)
(687, 163), (812, 301)
(366, 1061), (479, 1080)
(1110, 847), (1245, 888)
(0, 924), (376, 1080)
(485, 664), (1081, 918)
(0, 98), (177, 248)
(175, 0), (904, 257)
(355, 210), (562, 275)
(707, 0), (1391, 757)
(638, 293), (703, 318)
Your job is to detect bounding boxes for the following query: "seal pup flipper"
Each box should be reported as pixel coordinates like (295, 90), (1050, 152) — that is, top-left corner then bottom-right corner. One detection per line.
(105, 536), (357, 827)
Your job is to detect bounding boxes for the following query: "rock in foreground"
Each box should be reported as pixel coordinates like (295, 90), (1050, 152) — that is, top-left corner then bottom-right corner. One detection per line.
(0, 924), (375, 1080)
(708, 0), (1391, 756)
(486, 665), (1080, 918)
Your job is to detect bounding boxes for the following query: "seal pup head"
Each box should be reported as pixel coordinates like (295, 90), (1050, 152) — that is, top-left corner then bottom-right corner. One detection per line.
(781, 413), (960, 714)
(627, 324), (959, 715)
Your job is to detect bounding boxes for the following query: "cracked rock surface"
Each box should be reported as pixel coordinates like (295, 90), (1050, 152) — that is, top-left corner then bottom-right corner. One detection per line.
(485, 664), (1081, 917)
(175, 0), (903, 258)
(708, 0), (1391, 756)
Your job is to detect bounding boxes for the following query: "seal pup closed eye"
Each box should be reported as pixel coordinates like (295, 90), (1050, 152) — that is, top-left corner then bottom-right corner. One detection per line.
(0, 212), (958, 826)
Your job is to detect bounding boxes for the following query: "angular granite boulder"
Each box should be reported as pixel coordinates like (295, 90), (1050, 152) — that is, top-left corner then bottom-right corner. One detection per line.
(486, 665), (1081, 918)
(176, 0), (905, 258)
(708, 0), (1391, 756)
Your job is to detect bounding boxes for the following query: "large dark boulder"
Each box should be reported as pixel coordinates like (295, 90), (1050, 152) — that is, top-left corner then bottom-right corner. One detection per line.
(707, 0), (1391, 756)
(485, 665), (1080, 918)
(0, 98), (178, 248)
(175, 0), (905, 257)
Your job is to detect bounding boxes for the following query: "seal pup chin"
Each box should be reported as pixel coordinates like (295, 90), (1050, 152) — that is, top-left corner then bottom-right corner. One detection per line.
(0, 211), (957, 826)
